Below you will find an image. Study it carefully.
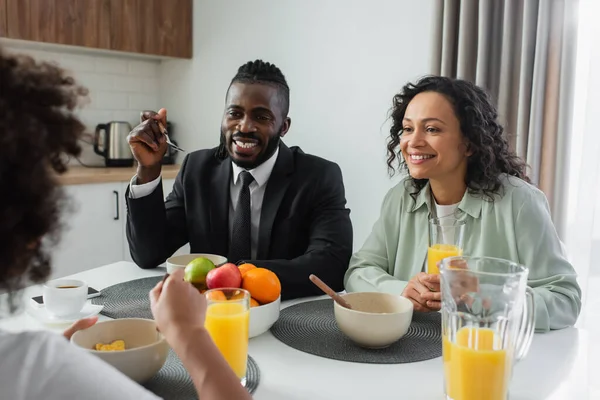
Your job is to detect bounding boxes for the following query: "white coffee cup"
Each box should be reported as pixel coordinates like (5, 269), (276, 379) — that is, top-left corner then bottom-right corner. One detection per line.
(43, 279), (88, 318)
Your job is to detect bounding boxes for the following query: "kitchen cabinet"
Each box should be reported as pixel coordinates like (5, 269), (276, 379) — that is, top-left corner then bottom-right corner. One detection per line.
(51, 182), (124, 279)
(5, 0), (112, 50)
(52, 178), (189, 278)
(3, 0), (192, 58)
(109, 0), (192, 58)
(48, 166), (185, 278)
(0, 0), (7, 37)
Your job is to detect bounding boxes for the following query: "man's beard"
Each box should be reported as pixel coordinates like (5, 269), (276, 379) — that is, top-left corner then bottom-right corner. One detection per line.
(220, 128), (282, 170)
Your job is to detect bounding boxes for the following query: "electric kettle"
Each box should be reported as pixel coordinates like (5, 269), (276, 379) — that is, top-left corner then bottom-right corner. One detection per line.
(94, 121), (134, 167)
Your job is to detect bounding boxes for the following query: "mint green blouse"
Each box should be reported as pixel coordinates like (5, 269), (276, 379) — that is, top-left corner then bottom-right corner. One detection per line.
(344, 174), (581, 332)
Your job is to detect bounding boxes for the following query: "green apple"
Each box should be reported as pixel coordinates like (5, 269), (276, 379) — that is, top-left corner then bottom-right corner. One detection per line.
(183, 257), (216, 290)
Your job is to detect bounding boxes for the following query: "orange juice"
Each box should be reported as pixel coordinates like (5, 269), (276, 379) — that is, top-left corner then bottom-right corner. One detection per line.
(204, 302), (250, 379)
(443, 327), (510, 400)
(427, 244), (462, 274)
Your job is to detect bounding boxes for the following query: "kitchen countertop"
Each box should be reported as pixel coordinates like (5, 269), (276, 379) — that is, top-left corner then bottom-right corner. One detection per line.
(57, 164), (181, 185)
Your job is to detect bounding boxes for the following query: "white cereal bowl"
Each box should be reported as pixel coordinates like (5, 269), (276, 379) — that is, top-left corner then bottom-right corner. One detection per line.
(71, 318), (169, 383)
(166, 253), (228, 274)
(249, 296), (281, 338)
(334, 292), (414, 349)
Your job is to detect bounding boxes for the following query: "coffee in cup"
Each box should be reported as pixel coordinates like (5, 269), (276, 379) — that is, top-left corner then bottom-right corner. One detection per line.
(43, 279), (88, 318)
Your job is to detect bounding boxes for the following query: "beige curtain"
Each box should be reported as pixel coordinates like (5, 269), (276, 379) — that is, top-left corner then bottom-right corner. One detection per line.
(431, 0), (579, 238)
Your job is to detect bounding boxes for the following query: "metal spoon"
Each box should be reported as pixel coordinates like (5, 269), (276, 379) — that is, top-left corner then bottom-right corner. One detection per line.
(157, 121), (185, 152)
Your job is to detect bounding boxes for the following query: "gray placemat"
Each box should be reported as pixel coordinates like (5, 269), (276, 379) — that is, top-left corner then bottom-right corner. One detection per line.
(92, 277), (260, 397)
(92, 276), (161, 320)
(144, 350), (260, 399)
(270, 299), (441, 364)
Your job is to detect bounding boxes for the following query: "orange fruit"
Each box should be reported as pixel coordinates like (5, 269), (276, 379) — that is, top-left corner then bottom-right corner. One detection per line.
(250, 298), (260, 308)
(229, 290), (247, 300)
(241, 268), (281, 304)
(238, 263), (257, 277)
(206, 290), (227, 301)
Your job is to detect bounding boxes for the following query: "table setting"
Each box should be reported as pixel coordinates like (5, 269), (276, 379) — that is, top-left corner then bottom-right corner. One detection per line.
(0, 256), (590, 400)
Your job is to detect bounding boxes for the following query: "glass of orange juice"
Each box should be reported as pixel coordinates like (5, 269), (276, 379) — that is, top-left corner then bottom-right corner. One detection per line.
(440, 256), (535, 400)
(204, 288), (250, 386)
(428, 216), (466, 275)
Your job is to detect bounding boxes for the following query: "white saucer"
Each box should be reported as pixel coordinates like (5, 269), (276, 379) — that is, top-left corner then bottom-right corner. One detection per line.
(26, 302), (104, 325)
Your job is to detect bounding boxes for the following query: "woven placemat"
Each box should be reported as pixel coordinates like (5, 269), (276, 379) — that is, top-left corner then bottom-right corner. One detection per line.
(92, 276), (161, 320)
(92, 277), (260, 397)
(144, 350), (260, 399)
(270, 299), (441, 364)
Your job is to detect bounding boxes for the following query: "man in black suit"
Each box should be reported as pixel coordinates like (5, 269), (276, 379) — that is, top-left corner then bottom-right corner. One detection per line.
(125, 60), (353, 300)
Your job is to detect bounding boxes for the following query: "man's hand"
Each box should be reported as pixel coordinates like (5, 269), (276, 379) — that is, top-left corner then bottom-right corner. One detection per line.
(128, 108), (169, 183)
(149, 269), (207, 341)
(401, 272), (441, 312)
(63, 316), (98, 340)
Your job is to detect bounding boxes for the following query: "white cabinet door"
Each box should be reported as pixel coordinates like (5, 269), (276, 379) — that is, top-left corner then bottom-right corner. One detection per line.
(121, 178), (189, 264)
(51, 183), (124, 279)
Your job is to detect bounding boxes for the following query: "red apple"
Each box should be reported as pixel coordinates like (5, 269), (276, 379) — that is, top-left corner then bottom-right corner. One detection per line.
(206, 263), (242, 289)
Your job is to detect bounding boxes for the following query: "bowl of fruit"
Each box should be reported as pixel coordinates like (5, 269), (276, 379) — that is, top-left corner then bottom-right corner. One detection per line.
(238, 263), (282, 338)
(183, 257), (281, 338)
(166, 253), (227, 274)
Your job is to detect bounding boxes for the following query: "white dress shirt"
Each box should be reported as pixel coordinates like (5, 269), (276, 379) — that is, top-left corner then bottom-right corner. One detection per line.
(432, 201), (460, 248)
(129, 147), (279, 260)
(434, 202), (459, 218)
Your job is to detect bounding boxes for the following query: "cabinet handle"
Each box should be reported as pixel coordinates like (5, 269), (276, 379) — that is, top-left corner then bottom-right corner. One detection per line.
(113, 190), (119, 220)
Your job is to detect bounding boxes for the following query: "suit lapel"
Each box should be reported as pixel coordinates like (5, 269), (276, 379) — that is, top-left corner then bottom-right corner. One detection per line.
(257, 143), (294, 259)
(210, 159), (232, 257)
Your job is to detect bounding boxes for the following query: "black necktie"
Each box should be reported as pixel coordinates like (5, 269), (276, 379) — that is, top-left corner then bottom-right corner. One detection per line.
(228, 171), (254, 263)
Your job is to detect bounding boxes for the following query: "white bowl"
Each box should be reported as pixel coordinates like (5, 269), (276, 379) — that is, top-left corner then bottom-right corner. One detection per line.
(71, 318), (169, 383)
(166, 253), (228, 274)
(334, 292), (413, 348)
(249, 296), (281, 338)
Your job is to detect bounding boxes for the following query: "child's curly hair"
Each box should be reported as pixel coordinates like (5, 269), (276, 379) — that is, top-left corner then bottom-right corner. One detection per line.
(0, 47), (87, 313)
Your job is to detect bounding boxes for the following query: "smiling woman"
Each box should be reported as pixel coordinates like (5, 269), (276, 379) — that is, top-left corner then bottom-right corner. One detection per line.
(386, 76), (529, 204)
(398, 91), (471, 205)
(344, 76), (581, 332)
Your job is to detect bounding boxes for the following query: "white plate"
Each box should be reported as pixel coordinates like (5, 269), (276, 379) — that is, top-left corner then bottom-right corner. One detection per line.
(26, 302), (104, 325)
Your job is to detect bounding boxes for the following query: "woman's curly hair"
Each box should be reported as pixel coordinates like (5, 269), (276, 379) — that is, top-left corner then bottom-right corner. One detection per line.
(386, 75), (529, 200)
(0, 47), (87, 313)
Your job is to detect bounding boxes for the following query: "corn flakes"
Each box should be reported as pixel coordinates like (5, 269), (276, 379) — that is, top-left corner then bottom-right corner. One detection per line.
(95, 339), (125, 351)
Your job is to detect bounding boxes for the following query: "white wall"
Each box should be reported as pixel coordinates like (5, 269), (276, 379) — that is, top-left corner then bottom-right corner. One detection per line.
(159, 0), (436, 249)
(1, 42), (160, 166)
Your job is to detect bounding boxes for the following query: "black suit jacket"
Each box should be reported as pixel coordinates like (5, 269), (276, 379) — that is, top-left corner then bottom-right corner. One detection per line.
(125, 142), (353, 300)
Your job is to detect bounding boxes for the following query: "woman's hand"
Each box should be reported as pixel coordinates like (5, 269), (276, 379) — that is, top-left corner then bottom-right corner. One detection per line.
(63, 316), (98, 340)
(401, 272), (441, 312)
(149, 268), (207, 341)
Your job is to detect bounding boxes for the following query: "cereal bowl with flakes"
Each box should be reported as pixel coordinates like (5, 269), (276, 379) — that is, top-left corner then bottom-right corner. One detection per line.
(71, 318), (168, 383)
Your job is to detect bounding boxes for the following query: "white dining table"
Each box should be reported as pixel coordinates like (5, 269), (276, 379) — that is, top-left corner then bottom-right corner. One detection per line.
(0, 261), (591, 400)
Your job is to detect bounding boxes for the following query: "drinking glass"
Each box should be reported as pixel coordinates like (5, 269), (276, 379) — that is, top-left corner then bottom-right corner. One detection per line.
(440, 256), (535, 400)
(428, 217), (466, 275)
(204, 288), (250, 386)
